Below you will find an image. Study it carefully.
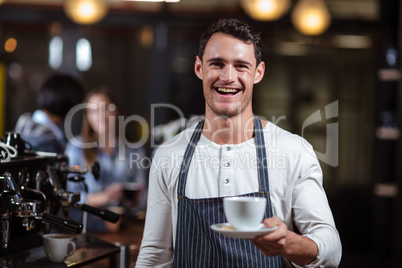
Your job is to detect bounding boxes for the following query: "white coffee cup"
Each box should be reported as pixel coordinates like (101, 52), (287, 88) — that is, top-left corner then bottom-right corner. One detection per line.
(43, 233), (76, 263)
(223, 197), (266, 231)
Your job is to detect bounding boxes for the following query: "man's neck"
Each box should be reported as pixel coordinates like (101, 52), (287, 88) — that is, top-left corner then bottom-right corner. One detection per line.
(41, 109), (63, 125)
(203, 111), (257, 145)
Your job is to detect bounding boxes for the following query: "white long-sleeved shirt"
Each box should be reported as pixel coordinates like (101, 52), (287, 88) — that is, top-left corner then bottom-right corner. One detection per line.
(136, 121), (342, 268)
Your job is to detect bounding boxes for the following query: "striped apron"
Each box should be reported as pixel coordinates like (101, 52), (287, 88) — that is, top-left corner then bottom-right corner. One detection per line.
(172, 115), (284, 268)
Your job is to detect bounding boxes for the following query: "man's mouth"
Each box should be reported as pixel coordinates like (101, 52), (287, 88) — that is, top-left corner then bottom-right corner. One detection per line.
(215, 87), (240, 95)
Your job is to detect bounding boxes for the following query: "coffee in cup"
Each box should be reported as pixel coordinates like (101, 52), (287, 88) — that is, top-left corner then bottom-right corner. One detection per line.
(43, 233), (76, 263)
(223, 197), (266, 231)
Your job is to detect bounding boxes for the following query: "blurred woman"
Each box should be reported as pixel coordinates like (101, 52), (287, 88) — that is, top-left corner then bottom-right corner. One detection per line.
(65, 87), (147, 232)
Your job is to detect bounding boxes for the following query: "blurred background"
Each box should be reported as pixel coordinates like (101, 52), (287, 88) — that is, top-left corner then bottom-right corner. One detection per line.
(0, 0), (401, 267)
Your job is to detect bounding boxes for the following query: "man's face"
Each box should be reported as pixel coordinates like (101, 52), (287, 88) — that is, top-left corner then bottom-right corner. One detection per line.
(195, 32), (265, 119)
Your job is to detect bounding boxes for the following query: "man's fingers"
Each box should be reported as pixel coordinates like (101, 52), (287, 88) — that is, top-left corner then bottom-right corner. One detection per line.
(263, 216), (282, 228)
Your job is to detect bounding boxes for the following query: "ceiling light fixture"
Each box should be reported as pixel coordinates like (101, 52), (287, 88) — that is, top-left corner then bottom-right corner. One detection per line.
(291, 0), (331, 36)
(5, 38), (17, 53)
(64, 0), (108, 25)
(240, 0), (291, 21)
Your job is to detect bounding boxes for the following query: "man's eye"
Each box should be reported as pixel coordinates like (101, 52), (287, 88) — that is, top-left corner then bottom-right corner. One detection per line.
(236, 64), (248, 69)
(210, 62), (223, 67)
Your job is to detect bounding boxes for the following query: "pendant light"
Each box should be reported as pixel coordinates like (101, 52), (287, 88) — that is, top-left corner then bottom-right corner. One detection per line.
(291, 0), (331, 36)
(241, 0), (291, 21)
(64, 0), (108, 25)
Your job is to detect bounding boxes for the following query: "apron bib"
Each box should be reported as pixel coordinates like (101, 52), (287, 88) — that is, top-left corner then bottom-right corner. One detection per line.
(173, 116), (284, 268)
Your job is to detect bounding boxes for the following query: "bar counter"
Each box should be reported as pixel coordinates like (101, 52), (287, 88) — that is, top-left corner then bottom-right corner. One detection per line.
(85, 218), (145, 267)
(0, 218), (145, 268)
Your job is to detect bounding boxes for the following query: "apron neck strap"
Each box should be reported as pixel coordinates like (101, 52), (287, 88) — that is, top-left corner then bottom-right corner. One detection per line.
(177, 119), (204, 196)
(254, 115), (270, 193)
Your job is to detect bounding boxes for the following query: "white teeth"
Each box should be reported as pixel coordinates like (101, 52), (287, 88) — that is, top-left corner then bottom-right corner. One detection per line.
(217, 88), (238, 93)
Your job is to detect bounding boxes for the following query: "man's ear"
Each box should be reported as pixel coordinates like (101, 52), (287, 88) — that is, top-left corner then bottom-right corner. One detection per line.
(254, 61), (265, 84)
(194, 55), (203, 80)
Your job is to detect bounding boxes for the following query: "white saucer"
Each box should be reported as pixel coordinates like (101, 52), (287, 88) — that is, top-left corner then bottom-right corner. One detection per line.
(210, 223), (277, 239)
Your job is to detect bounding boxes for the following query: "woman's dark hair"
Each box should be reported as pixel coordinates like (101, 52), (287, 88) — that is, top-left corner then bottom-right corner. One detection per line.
(198, 18), (262, 65)
(38, 74), (84, 118)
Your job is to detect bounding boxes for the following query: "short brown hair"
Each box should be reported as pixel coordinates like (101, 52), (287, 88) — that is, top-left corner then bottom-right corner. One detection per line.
(198, 18), (262, 65)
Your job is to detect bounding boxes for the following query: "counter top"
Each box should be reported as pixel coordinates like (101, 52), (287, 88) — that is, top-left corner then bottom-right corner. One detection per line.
(0, 219), (145, 268)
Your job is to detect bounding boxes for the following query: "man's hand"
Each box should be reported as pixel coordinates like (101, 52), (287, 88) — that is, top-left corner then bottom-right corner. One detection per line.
(87, 183), (123, 208)
(251, 216), (318, 266)
(251, 216), (288, 257)
(104, 183), (123, 202)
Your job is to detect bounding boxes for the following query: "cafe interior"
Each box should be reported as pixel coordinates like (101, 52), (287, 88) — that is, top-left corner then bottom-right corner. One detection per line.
(0, 0), (401, 267)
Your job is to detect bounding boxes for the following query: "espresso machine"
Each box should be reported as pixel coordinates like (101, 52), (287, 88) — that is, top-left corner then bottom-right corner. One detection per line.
(0, 135), (121, 266)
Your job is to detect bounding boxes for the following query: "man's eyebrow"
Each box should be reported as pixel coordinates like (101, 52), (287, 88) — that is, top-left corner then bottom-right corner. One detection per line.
(206, 57), (224, 63)
(206, 57), (252, 66)
(235, 59), (252, 66)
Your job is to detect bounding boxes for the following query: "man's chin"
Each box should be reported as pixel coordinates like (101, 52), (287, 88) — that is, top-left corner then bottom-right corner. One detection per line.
(212, 109), (241, 119)
(206, 101), (246, 118)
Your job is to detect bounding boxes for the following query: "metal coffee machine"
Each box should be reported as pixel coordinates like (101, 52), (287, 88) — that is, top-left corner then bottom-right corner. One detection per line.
(0, 135), (120, 263)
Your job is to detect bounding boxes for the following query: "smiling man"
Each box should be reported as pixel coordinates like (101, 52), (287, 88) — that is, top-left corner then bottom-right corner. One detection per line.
(136, 19), (342, 268)
(198, 32), (262, 123)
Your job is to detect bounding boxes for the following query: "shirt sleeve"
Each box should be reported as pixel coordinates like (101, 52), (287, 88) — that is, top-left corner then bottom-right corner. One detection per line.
(291, 144), (342, 267)
(64, 140), (84, 166)
(135, 150), (174, 267)
(65, 141), (85, 193)
(64, 141), (96, 199)
(37, 139), (61, 153)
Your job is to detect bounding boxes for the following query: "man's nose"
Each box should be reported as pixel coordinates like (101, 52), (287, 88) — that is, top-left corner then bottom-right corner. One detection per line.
(219, 66), (236, 82)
